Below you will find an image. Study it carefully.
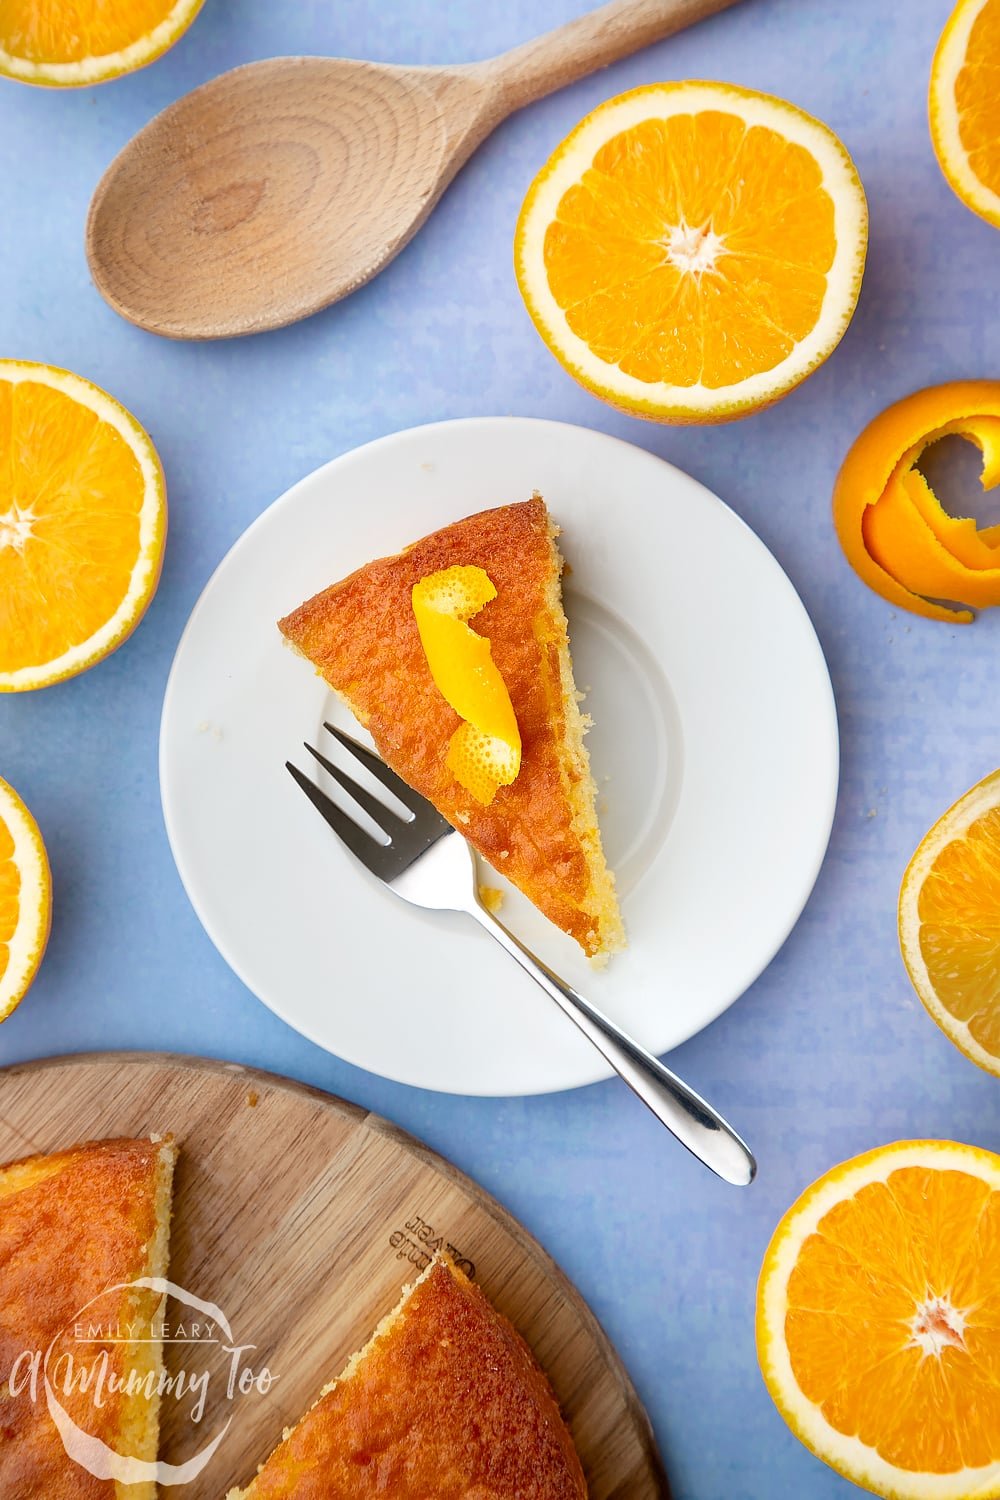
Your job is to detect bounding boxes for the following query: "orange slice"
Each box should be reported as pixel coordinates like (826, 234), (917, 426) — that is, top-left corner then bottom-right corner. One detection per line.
(0, 777), (51, 1022)
(930, 0), (1000, 229)
(899, 769), (1000, 1077)
(0, 361), (166, 691)
(833, 381), (1000, 623)
(412, 566), (521, 805)
(757, 1139), (1000, 1499)
(0, 0), (204, 86)
(515, 82), (868, 424)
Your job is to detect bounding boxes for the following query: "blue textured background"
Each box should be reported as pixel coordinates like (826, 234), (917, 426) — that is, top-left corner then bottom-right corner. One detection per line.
(2, 1), (1000, 1495)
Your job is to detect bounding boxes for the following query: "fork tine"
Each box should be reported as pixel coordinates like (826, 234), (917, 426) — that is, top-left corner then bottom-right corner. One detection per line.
(286, 761), (395, 877)
(304, 741), (411, 832)
(323, 723), (427, 815)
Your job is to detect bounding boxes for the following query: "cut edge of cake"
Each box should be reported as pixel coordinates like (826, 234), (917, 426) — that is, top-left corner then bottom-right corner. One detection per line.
(0, 1134), (177, 1500)
(226, 1254), (587, 1500)
(540, 511), (625, 964)
(224, 1260), (438, 1499)
(115, 1134), (177, 1500)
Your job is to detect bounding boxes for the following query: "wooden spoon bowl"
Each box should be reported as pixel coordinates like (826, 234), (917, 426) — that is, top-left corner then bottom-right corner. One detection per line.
(86, 0), (744, 340)
(87, 56), (496, 338)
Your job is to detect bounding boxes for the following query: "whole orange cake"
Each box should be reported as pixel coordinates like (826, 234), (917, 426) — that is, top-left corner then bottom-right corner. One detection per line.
(0, 1136), (176, 1500)
(278, 495), (624, 959)
(227, 1258), (587, 1499)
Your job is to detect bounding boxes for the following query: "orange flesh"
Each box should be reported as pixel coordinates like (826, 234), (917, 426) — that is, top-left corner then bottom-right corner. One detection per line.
(0, 0), (182, 61)
(917, 806), (1000, 1052)
(786, 1165), (1000, 1473)
(956, 0), (1000, 197)
(0, 813), (17, 984)
(0, 380), (144, 674)
(543, 111), (835, 388)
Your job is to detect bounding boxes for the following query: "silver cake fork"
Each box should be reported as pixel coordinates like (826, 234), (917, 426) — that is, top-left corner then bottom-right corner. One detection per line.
(288, 723), (756, 1186)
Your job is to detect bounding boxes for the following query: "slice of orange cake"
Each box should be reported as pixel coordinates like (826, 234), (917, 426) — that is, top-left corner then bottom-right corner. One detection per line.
(278, 495), (624, 959)
(0, 1136), (176, 1499)
(227, 1257), (587, 1499)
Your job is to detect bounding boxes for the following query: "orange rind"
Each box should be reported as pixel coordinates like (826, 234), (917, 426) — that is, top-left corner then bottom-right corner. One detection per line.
(411, 566), (521, 805)
(832, 381), (1000, 622)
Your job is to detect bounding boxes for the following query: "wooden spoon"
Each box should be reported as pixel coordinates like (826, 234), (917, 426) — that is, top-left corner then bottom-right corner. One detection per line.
(86, 0), (744, 340)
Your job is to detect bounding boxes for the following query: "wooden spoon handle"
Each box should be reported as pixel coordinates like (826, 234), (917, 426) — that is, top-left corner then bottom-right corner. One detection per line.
(482, 0), (746, 115)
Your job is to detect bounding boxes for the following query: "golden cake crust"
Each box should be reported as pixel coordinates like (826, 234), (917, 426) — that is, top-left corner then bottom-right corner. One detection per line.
(235, 1259), (587, 1499)
(279, 496), (622, 956)
(0, 1137), (171, 1500)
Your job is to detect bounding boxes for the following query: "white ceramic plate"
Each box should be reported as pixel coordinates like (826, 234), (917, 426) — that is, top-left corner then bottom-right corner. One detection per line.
(160, 418), (838, 1096)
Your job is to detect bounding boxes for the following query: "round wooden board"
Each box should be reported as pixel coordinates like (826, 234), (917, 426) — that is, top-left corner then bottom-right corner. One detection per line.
(0, 1052), (667, 1497)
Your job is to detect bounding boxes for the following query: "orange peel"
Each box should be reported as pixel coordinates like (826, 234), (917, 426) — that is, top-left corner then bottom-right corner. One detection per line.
(411, 566), (521, 806)
(833, 380), (1000, 623)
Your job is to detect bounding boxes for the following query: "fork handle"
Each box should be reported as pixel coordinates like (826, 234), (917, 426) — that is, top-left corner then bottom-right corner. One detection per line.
(472, 908), (756, 1186)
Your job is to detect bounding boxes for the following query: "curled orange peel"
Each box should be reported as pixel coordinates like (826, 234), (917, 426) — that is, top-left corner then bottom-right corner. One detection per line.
(832, 381), (1000, 623)
(411, 566), (521, 806)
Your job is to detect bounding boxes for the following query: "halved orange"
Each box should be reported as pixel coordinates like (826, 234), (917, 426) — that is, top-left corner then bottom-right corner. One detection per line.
(0, 0), (204, 87)
(0, 777), (51, 1022)
(515, 82), (868, 424)
(758, 1140), (1000, 1499)
(899, 769), (1000, 1076)
(930, 0), (1000, 230)
(0, 361), (166, 691)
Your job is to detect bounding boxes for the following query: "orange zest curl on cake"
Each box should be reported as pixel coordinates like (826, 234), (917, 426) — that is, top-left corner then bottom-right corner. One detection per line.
(411, 565), (521, 805)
